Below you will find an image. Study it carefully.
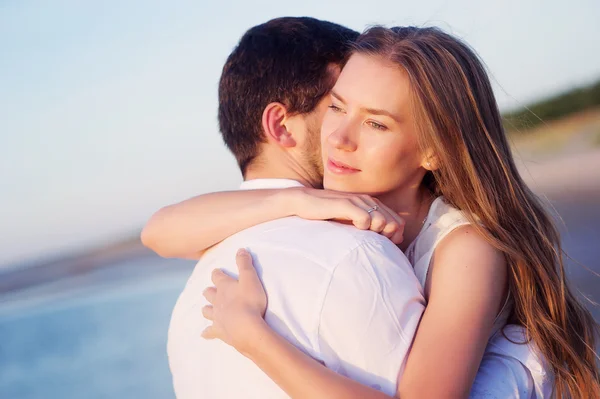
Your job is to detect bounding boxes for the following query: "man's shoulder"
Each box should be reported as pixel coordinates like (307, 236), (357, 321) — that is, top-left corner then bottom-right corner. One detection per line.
(240, 215), (397, 240)
(217, 216), (406, 270)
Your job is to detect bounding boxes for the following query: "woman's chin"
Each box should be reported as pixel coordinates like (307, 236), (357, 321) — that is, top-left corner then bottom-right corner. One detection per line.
(323, 176), (359, 193)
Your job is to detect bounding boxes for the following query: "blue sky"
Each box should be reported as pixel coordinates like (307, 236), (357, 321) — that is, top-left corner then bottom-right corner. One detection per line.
(1, 0), (599, 267)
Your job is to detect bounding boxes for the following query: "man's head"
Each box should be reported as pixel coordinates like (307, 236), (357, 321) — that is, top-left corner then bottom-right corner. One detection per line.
(218, 17), (359, 183)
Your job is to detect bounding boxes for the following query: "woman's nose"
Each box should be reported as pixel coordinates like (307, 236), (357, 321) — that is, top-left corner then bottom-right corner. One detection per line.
(327, 122), (357, 152)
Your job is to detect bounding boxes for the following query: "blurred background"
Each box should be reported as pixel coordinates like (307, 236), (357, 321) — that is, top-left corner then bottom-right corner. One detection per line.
(1, 1), (598, 398)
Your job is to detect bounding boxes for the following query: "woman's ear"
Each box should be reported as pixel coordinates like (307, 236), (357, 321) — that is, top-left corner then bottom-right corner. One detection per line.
(421, 149), (439, 171)
(261, 102), (296, 148)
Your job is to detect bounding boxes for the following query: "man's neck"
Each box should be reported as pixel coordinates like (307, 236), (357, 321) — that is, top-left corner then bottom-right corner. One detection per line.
(244, 148), (322, 188)
(244, 162), (321, 188)
(244, 169), (315, 188)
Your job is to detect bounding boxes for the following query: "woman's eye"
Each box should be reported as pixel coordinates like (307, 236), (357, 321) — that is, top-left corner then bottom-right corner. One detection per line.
(367, 121), (387, 131)
(328, 104), (343, 112)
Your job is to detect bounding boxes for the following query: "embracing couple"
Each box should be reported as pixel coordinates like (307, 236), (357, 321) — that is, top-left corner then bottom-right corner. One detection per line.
(142, 17), (599, 399)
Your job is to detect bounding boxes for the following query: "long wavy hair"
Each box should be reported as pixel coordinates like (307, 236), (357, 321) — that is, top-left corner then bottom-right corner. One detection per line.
(352, 26), (599, 398)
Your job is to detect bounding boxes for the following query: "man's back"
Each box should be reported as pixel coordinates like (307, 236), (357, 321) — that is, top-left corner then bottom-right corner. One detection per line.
(168, 206), (424, 398)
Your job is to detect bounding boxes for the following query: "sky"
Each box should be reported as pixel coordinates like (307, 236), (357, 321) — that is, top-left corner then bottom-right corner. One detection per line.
(1, 0), (599, 268)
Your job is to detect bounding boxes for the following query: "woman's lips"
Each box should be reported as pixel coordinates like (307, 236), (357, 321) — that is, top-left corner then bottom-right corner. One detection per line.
(327, 158), (361, 174)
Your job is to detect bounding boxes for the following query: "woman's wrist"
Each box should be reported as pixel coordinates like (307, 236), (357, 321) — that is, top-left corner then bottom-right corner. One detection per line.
(236, 317), (271, 359)
(271, 187), (306, 218)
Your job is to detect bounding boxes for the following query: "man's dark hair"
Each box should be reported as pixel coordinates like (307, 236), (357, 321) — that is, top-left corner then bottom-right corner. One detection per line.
(218, 17), (359, 174)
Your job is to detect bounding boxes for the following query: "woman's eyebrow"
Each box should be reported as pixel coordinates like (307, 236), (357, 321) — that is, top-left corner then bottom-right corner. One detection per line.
(363, 107), (401, 122)
(331, 89), (401, 123)
(330, 90), (346, 103)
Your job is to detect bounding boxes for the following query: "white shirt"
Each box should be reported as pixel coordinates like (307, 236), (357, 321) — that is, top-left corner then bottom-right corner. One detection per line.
(167, 179), (425, 398)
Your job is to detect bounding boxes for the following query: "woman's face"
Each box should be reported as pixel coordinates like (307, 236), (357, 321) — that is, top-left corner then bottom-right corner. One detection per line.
(321, 53), (428, 196)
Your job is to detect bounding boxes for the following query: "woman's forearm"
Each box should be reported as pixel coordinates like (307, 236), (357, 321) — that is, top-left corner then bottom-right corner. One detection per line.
(141, 189), (297, 259)
(245, 320), (393, 399)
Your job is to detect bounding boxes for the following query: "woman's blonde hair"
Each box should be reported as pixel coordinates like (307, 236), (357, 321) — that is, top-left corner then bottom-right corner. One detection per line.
(353, 26), (599, 398)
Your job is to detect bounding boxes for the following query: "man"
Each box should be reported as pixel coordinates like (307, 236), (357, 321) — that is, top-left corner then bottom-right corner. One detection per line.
(166, 17), (425, 398)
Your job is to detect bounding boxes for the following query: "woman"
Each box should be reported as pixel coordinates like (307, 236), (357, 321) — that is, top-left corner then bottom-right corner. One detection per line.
(144, 27), (599, 398)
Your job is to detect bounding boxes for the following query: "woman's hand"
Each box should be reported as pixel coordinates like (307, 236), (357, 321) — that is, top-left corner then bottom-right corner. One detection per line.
(202, 248), (269, 356)
(283, 188), (405, 244)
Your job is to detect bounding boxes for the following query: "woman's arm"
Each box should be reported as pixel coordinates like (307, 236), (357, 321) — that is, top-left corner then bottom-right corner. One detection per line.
(398, 225), (508, 398)
(141, 188), (404, 259)
(233, 320), (392, 399)
(141, 189), (288, 259)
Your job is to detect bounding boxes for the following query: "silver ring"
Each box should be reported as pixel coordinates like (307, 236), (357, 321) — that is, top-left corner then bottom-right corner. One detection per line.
(366, 205), (379, 214)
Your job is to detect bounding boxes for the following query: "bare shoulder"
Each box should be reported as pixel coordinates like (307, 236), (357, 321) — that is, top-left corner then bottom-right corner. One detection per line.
(429, 224), (507, 295)
(435, 224), (505, 268)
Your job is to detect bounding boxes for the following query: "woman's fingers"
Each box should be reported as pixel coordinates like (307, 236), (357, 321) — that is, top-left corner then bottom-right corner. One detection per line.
(203, 286), (217, 303)
(382, 221), (405, 244)
(338, 197), (392, 234)
(295, 188), (407, 241)
(381, 219), (400, 238)
(301, 190), (392, 234)
(211, 268), (236, 286)
(236, 248), (268, 317)
(201, 325), (218, 340)
(356, 196), (399, 235)
(202, 305), (214, 321)
(345, 198), (372, 230)
(389, 229), (405, 245)
(368, 210), (387, 233)
(374, 199), (406, 242)
(236, 249), (262, 288)
(199, 249), (268, 351)
(379, 210), (405, 244)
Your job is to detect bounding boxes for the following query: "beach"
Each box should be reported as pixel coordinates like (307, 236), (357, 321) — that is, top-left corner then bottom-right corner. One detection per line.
(517, 148), (600, 321)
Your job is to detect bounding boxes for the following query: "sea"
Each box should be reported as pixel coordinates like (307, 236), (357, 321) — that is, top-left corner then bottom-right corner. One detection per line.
(0, 256), (194, 399)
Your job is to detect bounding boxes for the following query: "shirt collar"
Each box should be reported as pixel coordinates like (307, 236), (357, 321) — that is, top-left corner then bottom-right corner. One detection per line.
(239, 178), (307, 190)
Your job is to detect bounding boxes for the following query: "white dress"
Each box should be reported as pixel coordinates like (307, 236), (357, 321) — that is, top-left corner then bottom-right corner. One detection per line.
(405, 197), (554, 398)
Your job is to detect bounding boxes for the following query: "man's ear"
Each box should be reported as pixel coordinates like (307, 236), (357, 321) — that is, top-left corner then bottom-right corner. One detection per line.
(261, 102), (296, 148)
(421, 148), (440, 171)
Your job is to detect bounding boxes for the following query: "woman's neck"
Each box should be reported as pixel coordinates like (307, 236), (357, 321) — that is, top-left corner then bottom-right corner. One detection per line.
(378, 185), (435, 251)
